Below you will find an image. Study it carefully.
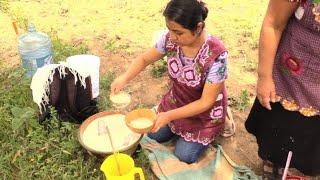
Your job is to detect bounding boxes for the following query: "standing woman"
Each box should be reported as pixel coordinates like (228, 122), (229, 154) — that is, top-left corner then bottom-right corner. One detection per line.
(111, 0), (229, 163)
(245, 0), (320, 178)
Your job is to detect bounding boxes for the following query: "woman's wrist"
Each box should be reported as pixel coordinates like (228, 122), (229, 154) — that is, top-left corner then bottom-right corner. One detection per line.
(164, 111), (175, 122)
(257, 71), (273, 79)
(258, 74), (272, 79)
(121, 73), (131, 83)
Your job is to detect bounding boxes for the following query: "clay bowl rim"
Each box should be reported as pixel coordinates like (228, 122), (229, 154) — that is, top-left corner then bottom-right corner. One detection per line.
(125, 108), (156, 134)
(77, 111), (143, 155)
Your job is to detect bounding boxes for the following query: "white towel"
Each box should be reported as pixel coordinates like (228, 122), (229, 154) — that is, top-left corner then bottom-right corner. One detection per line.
(30, 62), (89, 113)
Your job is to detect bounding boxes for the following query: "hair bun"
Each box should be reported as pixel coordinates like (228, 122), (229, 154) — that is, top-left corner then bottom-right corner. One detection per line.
(163, 0), (209, 31)
(199, 1), (208, 21)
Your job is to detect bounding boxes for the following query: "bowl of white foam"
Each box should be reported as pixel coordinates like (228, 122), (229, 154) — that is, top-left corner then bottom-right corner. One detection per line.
(125, 108), (156, 134)
(109, 91), (131, 109)
(78, 111), (142, 156)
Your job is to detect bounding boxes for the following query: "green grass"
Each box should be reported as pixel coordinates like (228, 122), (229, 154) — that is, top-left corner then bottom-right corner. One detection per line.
(0, 0), (9, 14)
(0, 31), (152, 178)
(51, 32), (89, 63)
(151, 58), (167, 78)
(0, 42), (103, 179)
(133, 147), (152, 177)
(207, 1), (266, 70)
(0, 36), (150, 179)
(0, 0), (266, 58)
(104, 37), (135, 55)
(229, 89), (251, 112)
(98, 72), (115, 111)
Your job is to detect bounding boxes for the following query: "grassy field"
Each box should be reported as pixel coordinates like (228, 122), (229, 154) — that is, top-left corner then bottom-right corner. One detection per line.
(0, 0), (267, 179)
(0, 0), (266, 62)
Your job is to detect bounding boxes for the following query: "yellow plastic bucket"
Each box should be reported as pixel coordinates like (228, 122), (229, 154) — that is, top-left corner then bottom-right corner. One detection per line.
(100, 153), (145, 180)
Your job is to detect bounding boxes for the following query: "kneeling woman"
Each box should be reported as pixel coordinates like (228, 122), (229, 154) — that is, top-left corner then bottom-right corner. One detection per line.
(111, 0), (229, 163)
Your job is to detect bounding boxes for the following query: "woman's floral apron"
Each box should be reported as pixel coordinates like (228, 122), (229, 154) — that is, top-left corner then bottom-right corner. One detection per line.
(273, 0), (320, 116)
(157, 35), (227, 145)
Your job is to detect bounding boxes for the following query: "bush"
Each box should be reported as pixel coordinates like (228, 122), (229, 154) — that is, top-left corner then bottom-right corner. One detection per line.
(151, 58), (167, 78)
(229, 89), (250, 112)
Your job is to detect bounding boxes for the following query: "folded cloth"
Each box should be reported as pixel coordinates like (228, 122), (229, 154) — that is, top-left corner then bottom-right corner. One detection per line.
(140, 136), (260, 180)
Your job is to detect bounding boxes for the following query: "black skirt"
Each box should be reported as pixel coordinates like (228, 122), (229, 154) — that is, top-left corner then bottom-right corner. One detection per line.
(245, 98), (320, 176)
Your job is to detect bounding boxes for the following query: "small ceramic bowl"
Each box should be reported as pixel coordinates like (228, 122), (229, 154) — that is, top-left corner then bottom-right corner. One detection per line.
(125, 108), (156, 134)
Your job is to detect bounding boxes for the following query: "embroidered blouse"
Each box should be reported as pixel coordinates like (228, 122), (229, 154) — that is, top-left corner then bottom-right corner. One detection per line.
(155, 31), (228, 84)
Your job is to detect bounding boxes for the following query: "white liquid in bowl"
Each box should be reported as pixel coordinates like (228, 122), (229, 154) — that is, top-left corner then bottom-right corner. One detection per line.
(81, 114), (140, 152)
(130, 118), (153, 129)
(110, 92), (131, 105)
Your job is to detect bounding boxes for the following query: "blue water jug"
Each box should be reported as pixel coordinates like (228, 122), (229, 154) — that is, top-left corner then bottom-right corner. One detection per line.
(18, 23), (53, 77)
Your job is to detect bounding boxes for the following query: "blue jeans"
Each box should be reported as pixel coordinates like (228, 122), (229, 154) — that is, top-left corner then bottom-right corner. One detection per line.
(147, 125), (208, 164)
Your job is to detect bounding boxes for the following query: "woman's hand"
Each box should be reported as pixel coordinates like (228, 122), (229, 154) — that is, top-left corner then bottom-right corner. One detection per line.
(256, 76), (279, 110)
(151, 112), (172, 133)
(110, 75), (128, 94)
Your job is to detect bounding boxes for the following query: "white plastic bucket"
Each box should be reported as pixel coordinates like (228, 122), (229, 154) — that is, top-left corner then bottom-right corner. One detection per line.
(66, 55), (100, 99)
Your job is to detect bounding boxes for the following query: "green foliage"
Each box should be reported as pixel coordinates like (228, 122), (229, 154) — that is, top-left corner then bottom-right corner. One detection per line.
(104, 39), (117, 52)
(104, 38), (132, 54)
(134, 148), (150, 168)
(0, 54), (101, 180)
(100, 72), (115, 93)
(98, 72), (115, 111)
(11, 106), (36, 133)
(0, 43), (100, 178)
(243, 60), (257, 72)
(151, 58), (167, 78)
(1, 1), (29, 30)
(133, 147), (153, 177)
(0, 0), (9, 13)
(13, 13), (29, 30)
(229, 89), (250, 112)
(51, 34), (89, 63)
(238, 50), (257, 72)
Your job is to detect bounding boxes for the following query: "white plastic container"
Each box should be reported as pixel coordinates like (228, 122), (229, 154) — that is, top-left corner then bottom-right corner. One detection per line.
(66, 55), (100, 99)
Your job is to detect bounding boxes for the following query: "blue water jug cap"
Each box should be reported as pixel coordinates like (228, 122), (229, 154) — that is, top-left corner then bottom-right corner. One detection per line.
(28, 23), (36, 32)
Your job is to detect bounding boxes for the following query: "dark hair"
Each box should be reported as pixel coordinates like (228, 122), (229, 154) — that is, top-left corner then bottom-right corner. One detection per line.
(163, 0), (208, 31)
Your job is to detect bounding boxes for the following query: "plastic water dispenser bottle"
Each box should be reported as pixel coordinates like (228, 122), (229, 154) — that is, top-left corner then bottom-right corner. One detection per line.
(18, 23), (53, 77)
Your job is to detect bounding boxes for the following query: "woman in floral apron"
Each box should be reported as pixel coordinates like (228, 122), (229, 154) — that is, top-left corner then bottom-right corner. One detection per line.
(111, 0), (229, 163)
(245, 0), (320, 178)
